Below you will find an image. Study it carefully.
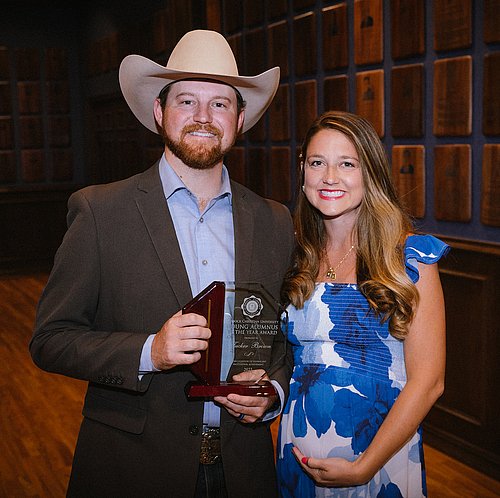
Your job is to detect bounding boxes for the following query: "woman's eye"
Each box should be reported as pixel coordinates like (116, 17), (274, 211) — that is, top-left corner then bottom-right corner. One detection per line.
(341, 161), (357, 169)
(309, 160), (324, 168)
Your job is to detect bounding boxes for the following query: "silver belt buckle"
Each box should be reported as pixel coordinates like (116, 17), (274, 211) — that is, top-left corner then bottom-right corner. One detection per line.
(200, 427), (221, 465)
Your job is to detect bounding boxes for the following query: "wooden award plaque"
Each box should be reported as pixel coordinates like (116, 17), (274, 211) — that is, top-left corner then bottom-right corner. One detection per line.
(295, 80), (318, 141)
(0, 151), (16, 183)
(269, 84), (290, 141)
(21, 149), (45, 183)
(0, 117), (13, 150)
(17, 82), (41, 115)
(434, 0), (472, 51)
(433, 56), (472, 136)
(391, 0), (425, 59)
(322, 4), (348, 70)
(270, 147), (292, 204)
(294, 12), (316, 76)
(483, 53), (500, 136)
(392, 146), (425, 218)
(324, 76), (348, 112)
(0, 47), (9, 80)
(484, 0), (500, 43)
(356, 70), (384, 137)
(481, 145), (500, 227)
(391, 64), (423, 137)
(434, 145), (471, 222)
(268, 21), (289, 78)
(354, 0), (383, 65)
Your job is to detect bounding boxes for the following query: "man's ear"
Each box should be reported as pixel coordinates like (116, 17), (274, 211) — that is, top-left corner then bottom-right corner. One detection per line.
(237, 109), (245, 134)
(153, 99), (163, 128)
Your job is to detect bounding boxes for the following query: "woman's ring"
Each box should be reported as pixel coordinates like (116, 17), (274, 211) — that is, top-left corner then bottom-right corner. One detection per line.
(237, 413), (245, 420)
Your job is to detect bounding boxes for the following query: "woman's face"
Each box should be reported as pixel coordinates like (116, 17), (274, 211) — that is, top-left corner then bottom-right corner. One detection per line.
(302, 128), (364, 222)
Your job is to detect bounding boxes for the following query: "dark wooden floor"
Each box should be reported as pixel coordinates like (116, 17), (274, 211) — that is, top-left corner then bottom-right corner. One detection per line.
(1, 272), (499, 498)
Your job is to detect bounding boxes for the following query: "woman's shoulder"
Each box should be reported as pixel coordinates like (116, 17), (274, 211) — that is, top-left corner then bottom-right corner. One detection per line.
(404, 234), (450, 283)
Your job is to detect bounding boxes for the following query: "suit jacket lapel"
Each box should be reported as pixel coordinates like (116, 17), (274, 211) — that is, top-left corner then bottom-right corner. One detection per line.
(231, 181), (254, 284)
(134, 163), (192, 308)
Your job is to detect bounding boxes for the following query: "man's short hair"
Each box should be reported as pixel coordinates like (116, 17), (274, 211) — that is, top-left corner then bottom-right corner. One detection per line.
(157, 80), (246, 115)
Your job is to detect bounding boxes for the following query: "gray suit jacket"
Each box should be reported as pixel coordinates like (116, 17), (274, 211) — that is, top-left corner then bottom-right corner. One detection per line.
(30, 162), (294, 498)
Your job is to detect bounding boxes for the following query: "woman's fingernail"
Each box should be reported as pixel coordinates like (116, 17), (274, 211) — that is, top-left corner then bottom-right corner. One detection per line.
(301, 457), (309, 465)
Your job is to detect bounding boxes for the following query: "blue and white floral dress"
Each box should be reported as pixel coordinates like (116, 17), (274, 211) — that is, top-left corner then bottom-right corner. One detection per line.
(277, 235), (450, 498)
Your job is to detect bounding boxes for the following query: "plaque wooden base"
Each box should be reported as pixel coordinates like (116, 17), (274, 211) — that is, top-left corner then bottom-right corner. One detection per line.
(186, 380), (277, 398)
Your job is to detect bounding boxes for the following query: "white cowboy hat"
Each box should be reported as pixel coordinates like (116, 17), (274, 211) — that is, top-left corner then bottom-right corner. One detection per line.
(119, 29), (280, 134)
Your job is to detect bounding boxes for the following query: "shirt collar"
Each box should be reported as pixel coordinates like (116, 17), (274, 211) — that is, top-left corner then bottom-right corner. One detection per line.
(158, 153), (232, 204)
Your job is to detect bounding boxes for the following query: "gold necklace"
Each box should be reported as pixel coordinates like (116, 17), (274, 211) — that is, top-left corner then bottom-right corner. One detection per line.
(325, 245), (355, 280)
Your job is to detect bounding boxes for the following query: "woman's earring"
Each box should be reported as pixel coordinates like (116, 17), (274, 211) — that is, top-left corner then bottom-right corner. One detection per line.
(301, 185), (305, 192)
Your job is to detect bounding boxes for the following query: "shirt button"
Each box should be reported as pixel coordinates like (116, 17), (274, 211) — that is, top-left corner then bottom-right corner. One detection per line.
(199, 217), (204, 223)
(202, 259), (208, 265)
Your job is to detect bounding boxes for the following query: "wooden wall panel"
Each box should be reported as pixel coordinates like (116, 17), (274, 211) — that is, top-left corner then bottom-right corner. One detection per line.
(269, 84), (290, 141)
(0, 151), (16, 183)
(356, 70), (384, 137)
(15, 48), (39, 80)
(481, 145), (500, 227)
(0, 46), (9, 79)
(19, 116), (43, 149)
(0, 190), (74, 270)
(483, 52), (500, 135)
(270, 147), (291, 203)
(51, 148), (73, 182)
(247, 111), (266, 142)
(224, 0), (243, 34)
(244, 28), (266, 76)
(324, 76), (348, 112)
(48, 116), (71, 147)
(46, 81), (70, 114)
(391, 0), (425, 59)
(0, 82), (10, 115)
(433, 56), (472, 136)
(322, 4), (348, 70)
(21, 149), (45, 182)
(45, 47), (68, 80)
(354, 0), (383, 65)
(268, 0), (287, 20)
(294, 0), (316, 9)
(243, 0), (264, 26)
(224, 146), (245, 185)
(391, 64), (423, 137)
(247, 147), (267, 197)
(294, 12), (316, 76)
(0, 117), (14, 149)
(17, 82), (41, 114)
(425, 240), (500, 481)
(295, 80), (317, 141)
(434, 0), (472, 51)
(392, 146), (425, 218)
(268, 21), (289, 78)
(434, 145), (471, 222)
(484, 0), (500, 43)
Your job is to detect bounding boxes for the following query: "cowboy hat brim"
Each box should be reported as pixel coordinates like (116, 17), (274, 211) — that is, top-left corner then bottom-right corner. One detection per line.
(119, 54), (280, 134)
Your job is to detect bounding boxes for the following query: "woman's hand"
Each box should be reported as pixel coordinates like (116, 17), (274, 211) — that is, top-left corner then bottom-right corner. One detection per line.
(292, 447), (369, 488)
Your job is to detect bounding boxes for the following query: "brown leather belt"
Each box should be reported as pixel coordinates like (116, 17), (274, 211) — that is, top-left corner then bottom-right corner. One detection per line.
(200, 427), (221, 465)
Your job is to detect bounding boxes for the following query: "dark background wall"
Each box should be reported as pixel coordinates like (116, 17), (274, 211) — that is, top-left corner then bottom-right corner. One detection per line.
(1, 0), (499, 481)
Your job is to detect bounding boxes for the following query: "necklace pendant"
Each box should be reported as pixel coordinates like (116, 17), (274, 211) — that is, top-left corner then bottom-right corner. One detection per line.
(326, 267), (336, 280)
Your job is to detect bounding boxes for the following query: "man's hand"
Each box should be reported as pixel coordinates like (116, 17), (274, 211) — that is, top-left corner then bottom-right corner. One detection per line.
(151, 310), (210, 370)
(214, 369), (278, 423)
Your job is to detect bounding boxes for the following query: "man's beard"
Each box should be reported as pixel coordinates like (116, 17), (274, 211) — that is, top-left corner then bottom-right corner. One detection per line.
(162, 123), (232, 170)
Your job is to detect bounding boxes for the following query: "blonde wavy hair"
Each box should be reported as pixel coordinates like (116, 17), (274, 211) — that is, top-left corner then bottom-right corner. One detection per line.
(282, 111), (418, 340)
